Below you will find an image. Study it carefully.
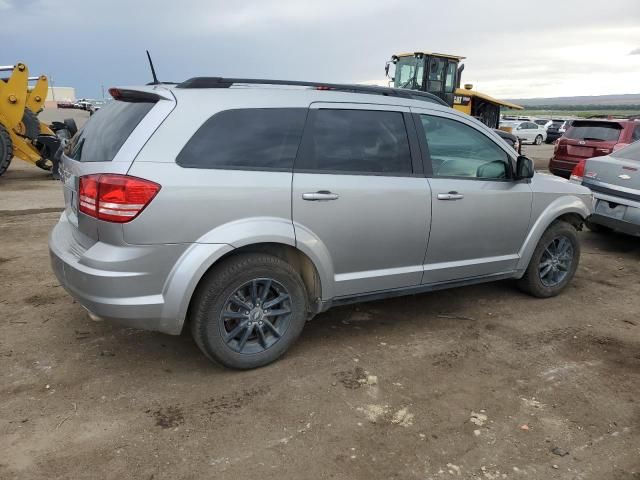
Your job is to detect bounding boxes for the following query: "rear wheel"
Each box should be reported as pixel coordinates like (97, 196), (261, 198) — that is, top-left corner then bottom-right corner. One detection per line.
(190, 253), (308, 369)
(0, 124), (13, 177)
(534, 135), (543, 145)
(517, 221), (580, 298)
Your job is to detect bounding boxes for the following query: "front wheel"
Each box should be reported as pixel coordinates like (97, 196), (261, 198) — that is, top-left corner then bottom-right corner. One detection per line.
(517, 221), (580, 298)
(190, 253), (308, 369)
(534, 135), (543, 145)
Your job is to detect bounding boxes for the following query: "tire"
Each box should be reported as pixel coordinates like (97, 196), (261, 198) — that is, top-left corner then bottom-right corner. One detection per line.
(517, 220), (580, 298)
(585, 220), (612, 233)
(190, 253), (308, 369)
(20, 109), (41, 140)
(63, 118), (78, 137)
(0, 124), (13, 177)
(534, 135), (543, 145)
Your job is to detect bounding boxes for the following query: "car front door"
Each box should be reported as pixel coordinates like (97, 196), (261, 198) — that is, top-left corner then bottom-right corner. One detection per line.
(292, 103), (431, 298)
(412, 109), (533, 284)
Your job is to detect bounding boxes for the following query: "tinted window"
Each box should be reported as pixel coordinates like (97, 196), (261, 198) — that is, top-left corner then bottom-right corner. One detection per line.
(67, 101), (154, 162)
(177, 108), (306, 170)
(534, 120), (547, 126)
(420, 115), (510, 179)
(612, 140), (640, 162)
(298, 109), (412, 174)
(632, 125), (640, 142)
(566, 121), (622, 142)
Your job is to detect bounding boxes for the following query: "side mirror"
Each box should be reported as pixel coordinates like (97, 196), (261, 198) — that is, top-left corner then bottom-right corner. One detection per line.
(515, 155), (534, 180)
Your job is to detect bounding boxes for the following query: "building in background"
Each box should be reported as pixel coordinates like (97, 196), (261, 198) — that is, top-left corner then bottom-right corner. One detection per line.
(44, 86), (75, 107)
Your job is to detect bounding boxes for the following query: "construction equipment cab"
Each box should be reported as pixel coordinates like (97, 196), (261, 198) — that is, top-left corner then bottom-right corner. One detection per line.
(386, 52), (522, 129)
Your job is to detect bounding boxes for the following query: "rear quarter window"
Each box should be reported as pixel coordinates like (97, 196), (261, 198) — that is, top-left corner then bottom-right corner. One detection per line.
(66, 101), (155, 162)
(566, 121), (622, 142)
(176, 108), (307, 170)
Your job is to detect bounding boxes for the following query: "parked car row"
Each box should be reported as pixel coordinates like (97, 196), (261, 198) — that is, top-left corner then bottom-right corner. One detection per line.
(499, 120), (547, 145)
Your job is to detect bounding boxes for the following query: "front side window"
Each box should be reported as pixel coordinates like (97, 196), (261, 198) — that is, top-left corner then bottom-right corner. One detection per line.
(297, 109), (412, 175)
(420, 115), (510, 179)
(176, 108), (306, 170)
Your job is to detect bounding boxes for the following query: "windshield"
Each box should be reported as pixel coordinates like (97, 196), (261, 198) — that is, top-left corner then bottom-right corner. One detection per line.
(566, 121), (622, 142)
(393, 56), (424, 90)
(611, 141), (640, 162)
(534, 120), (548, 126)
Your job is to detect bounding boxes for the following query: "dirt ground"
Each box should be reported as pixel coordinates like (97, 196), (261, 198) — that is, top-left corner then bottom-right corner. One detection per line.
(1, 136), (639, 479)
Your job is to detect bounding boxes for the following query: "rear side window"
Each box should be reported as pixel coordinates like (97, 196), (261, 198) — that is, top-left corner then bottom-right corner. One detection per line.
(632, 125), (640, 142)
(612, 141), (640, 162)
(177, 108), (306, 170)
(67, 101), (154, 162)
(566, 121), (622, 142)
(297, 109), (412, 175)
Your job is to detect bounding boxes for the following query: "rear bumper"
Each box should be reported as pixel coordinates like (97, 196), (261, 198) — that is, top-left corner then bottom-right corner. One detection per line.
(588, 193), (640, 236)
(549, 156), (578, 177)
(49, 214), (232, 335)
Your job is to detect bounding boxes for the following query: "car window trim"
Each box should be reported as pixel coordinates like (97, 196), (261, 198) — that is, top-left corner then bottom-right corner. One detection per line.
(293, 104), (418, 177)
(411, 108), (516, 181)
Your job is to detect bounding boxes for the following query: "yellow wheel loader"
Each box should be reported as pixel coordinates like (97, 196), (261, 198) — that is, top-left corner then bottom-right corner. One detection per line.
(385, 52), (523, 128)
(0, 63), (63, 177)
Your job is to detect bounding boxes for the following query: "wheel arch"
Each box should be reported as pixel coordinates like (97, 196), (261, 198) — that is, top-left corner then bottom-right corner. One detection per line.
(172, 241), (326, 334)
(516, 196), (590, 274)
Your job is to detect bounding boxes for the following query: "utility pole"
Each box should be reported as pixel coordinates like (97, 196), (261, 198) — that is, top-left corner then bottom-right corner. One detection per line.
(50, 75), (56, 102)
(101, 84), (105, 101)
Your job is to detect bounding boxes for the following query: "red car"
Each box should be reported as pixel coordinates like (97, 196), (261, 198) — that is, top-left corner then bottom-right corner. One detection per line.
(549, 119), (640, 178)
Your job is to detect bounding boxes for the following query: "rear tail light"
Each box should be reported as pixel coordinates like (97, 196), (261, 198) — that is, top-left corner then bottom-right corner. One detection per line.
(570, 159), (586, 182)
(78, 174), (160, 223)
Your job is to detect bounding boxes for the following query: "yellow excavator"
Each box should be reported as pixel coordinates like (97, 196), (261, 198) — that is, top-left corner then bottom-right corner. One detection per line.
(0, 62), (63, 177)
(385, 52), (523, 128)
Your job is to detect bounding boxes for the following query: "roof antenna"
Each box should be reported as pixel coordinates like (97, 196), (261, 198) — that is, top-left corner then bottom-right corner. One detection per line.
(146, 50), (159, 85)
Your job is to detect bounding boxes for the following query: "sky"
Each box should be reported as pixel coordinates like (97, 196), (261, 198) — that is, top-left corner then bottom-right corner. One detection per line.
(2, 0), (639, 100)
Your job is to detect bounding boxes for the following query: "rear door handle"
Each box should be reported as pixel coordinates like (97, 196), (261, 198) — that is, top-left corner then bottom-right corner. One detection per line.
(302, 191), (339, 201)
(437, 191), (464, 201)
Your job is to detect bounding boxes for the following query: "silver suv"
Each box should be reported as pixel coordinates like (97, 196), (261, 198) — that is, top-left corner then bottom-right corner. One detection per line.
(49, 78), (593, 369)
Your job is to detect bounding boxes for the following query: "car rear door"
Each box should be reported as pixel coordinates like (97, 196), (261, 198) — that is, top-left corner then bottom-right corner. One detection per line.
(412, 108), (533, 284)
(292, 103), (430, 298)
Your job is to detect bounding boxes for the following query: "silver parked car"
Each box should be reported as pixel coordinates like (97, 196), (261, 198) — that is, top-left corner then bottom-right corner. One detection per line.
(500, 120), (547, 145)
(571, 141), (640, 236)
(49, 78), (592, 369)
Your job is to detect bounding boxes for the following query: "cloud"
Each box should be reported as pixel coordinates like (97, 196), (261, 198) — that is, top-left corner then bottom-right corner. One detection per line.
(1, 0), (639, 98)
(630, 48), (640, 55)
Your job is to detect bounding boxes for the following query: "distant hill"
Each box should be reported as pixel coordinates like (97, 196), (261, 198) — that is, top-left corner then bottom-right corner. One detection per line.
(508, 94), (640, 107)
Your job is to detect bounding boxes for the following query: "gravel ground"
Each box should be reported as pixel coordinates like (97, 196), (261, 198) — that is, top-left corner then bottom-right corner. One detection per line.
(0, 133), (639, 479)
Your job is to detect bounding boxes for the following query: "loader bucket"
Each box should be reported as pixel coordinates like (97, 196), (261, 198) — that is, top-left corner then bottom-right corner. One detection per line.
(0, 63), (29, 130)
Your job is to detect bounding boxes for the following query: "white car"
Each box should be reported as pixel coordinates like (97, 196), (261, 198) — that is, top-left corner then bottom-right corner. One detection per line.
(500, 121), (547, 145)
(534, 119), (553, 129)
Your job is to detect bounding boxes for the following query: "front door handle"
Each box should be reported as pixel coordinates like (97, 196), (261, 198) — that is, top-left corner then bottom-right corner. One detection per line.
(437, 191), (464, 201)
(302, 191), (339, 201)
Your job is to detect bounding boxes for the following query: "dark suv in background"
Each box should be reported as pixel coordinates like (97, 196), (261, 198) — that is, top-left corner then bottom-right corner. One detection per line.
(550, 119), (640, 177)
(545, 119), (572, 144)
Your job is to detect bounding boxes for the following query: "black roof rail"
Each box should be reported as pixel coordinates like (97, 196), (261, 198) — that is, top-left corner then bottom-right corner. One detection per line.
(175, 77), (449, 107)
